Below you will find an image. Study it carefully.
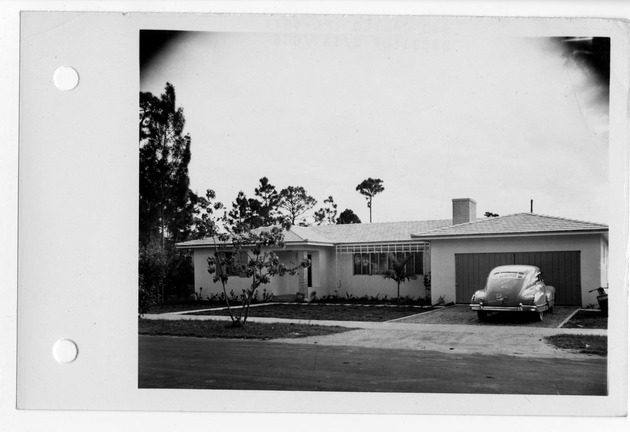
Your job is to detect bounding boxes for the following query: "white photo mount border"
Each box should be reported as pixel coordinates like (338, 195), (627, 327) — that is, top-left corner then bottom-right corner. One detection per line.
(17, 12), (629, 415)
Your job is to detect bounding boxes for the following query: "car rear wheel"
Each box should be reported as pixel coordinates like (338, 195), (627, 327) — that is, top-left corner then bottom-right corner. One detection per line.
(477, 311), (488, 321)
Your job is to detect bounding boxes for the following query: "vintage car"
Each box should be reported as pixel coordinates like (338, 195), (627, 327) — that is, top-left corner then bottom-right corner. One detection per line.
(470, 265), (555, 321)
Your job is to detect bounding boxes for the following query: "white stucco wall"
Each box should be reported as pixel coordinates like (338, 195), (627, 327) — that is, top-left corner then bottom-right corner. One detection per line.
(429, 233), (607, 307)
(191, 245), (335, 301)
(334, 254), (428, 301)
(306, 245), (338, 299)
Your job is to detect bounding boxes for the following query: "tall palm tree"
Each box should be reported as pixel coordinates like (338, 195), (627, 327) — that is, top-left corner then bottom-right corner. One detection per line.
(356, 178), (384, 223)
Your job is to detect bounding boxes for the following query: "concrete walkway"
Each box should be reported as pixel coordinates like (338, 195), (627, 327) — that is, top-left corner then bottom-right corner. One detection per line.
(142, 312), (606, 336)
(142, 312), (607, 360)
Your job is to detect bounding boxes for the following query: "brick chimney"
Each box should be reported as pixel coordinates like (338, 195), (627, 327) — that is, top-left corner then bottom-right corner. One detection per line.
(452, 198), (477, 225)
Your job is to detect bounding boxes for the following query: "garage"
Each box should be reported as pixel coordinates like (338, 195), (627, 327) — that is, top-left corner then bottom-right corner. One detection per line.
(412, 208), (607, 308)
(455, 251), (581, 305)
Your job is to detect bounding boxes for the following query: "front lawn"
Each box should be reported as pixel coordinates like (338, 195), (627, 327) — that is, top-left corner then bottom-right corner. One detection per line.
(561, 310), (608, 329)
(139, 318), (356, 340)
(544, 334), (607, 356)
(147, 300), (239, 314)
(186, 303), (433, 322)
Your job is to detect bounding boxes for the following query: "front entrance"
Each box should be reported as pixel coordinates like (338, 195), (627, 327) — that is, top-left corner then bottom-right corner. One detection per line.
(307, 254), (312, 288)
(455, 251), (581, 305)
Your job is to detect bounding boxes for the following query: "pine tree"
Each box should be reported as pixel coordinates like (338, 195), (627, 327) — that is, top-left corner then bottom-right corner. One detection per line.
(139, 83), (197, 303)
(278, 186), (317, 226)
(139, 82), (197, 248)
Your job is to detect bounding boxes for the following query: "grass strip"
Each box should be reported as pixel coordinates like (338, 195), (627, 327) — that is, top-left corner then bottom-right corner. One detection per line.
(561, 310), (607, 329)
(544, 334), (607, 356)
(186, 304), (431, 322)
(139, 318), (357, 340)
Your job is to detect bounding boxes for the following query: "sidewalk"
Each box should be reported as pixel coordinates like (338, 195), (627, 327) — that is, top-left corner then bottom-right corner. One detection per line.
(142, 312), (607, 336)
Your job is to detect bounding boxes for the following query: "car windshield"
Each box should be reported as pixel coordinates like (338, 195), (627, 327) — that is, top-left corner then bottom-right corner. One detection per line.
(491, 271), (525, 279)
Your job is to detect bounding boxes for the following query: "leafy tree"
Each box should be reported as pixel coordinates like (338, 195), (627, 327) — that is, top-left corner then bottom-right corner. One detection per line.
(337, 209), (362, 224)
(278, 186), (317, 226)
(484, 211), (499, 217)
(202, 200), (310, 326)
(356, 178), (384, 223)
(139, 82), (197, 248)
(193, 189), (225, 239)
(382, 254), (417, 303)
(314, 196), (338, 225)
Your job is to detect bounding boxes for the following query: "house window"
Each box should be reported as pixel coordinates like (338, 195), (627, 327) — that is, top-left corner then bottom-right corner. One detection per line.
(218, 251), (249, 277)
(353, 252), (424, 276)
(414, 252), (424, 275)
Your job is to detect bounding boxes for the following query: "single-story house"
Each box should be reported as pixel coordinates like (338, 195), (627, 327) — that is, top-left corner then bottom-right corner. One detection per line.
(176, 198), (608, 307)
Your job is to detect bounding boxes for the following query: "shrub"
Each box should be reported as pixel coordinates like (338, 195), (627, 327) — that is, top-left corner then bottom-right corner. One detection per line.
(261, 288), (274, 303)
(423, 272), (431, 302)
(138, 275), (156, 316)
(138, 242), (168, 315)
(164, 249), (194, 299)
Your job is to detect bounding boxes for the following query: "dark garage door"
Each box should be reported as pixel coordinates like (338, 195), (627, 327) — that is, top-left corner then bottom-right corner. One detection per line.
(455, 251), (581, 305)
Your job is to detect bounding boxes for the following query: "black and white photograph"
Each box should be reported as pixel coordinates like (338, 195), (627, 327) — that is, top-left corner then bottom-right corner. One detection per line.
(137, 24), (612, 396)
(6, 2), (630, 430)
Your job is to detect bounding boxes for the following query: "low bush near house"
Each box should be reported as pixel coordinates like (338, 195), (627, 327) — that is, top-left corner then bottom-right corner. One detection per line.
(309, 292), (429, 306)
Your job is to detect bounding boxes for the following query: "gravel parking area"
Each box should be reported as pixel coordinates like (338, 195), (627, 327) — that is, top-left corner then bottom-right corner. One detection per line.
(395, 304), (578, 328)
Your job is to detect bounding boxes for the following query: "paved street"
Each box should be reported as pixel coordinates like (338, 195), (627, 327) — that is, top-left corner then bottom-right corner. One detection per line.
(139, 335), (607, 395)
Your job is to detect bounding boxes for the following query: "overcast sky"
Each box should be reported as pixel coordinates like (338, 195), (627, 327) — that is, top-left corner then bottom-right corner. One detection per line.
(140, 31), (609, 225)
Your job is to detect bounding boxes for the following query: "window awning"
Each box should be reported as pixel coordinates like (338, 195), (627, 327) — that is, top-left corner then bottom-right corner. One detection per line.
(335, 242), (429, 255)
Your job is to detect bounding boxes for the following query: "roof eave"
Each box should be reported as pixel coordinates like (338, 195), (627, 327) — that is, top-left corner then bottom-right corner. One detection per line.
(333, 239), (429, 245)
(175, 240), (334, 249)
(284, 240), (335, 247)
(175, 242), (226, 250)
(411, 229), (609, 241)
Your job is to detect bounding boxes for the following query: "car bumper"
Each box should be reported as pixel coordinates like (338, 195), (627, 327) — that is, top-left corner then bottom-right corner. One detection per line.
(469, 303), (548, 313)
